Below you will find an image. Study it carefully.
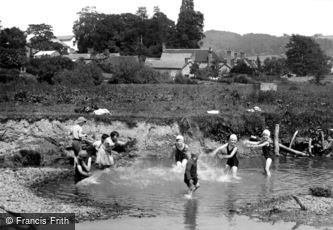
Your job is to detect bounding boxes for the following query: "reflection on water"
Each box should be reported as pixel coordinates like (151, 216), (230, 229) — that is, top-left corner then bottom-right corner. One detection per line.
(184, 199), (198, 230)
(40, 156), (333, 229)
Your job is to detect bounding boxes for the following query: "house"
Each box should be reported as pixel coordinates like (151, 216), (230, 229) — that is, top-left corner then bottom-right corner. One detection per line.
(146, 53), (193, 79)
(146, 48), (220, 78)
(219, 63), (232, 75)
(63, 53), (92, 62)
(34, 50), (60, 58)
(57, 35), (78, 53)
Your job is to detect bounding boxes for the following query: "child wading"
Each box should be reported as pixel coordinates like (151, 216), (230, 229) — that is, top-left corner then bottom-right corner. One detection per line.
(210, 134), (241, 179)
(93, 134), (114, 169)
(75, 150), (92, 184)
(184, 152), (200, 198)
(246, 129), (274, 176)
(172, 135), (189, 168)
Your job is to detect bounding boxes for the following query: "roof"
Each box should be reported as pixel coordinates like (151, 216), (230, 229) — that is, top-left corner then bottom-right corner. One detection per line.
(247, 54), (286, 63)
(148, 53), (192, 69)
(107, 56), (139, 65)
(57, 35), (75, 41)
(34, 50), (60, 56)
(63, 53), (91, 60)
(163, 49), (220, 63)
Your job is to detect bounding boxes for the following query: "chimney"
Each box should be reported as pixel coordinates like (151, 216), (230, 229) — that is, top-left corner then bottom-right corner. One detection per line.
(234, 52), (238, 59)
(240, 52), (245, 59)
(208, 47), (213, 66)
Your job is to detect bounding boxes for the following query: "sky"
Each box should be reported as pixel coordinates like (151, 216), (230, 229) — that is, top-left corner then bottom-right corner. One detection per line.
(0, 0), (332, 37)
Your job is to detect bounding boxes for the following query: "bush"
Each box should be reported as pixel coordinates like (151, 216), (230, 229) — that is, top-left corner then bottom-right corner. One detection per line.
(174, 73), (197, 84)
(0, 68), (20, 83)
(309, 186), (332, 197)
(257, 91), (278, 104)
(233, 74), (256, 84)
(108, 59), (165, 84)
(54, 62), (103, 86)
(26, 56), (74, 84)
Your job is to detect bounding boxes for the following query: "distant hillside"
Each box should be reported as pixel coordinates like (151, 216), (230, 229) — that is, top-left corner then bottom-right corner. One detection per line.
(202, 30), (333, 58)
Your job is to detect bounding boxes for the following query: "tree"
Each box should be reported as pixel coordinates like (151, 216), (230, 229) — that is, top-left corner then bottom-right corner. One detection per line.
(256, 56), (262, 72)
(173, 0), (204, 48)
(263, 57), (287, 76)
(0, 27), (26, 68)
(73, 6), (102, 53)
(230, 60), (254, 75)
(286, 34), (330, 83)
(136, 7), (148, 20)
(27, 24), (65, 53)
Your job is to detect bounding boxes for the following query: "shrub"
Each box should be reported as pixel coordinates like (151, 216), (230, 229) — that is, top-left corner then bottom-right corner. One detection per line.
(233, 74), (256, 84)
(309, 186), (332, 197)
(108, 59), (165, 84)
(26, 56), (74, 84)
(174, 73), (197, 84)
(257, 91), (278, 104)
(0, 68), (20, 83)
(54, 62), (103, 86)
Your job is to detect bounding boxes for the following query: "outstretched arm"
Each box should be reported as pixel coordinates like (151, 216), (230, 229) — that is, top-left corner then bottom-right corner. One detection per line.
(209, 143), (228, 157)
(249, 141), (269, 149)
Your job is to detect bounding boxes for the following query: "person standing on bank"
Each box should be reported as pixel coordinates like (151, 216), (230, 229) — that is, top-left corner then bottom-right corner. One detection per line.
(69, 117), (88, 166)
(210, 134), (240, 179)
(245, 129), (274, 176)
(75, 150), (92, 184)
(171, 135), (189, 168)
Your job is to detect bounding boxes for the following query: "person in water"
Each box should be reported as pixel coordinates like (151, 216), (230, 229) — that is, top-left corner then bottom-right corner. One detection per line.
(74, 150), (92, 184)
(210, 134), (240, 179)
(245, 129), (274, 176)
(184, 151), (200, 197)
(171, 135), (189, 168)
(93, 134), (114, 169)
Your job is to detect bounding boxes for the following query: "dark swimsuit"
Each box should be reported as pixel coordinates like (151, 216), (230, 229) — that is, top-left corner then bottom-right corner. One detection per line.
(226, 145), (239, 167)
(262, 141), (275, 160)
(175, 144), (189, 162)
(74, 158), (90, 184)
(184, 158), (198, 186)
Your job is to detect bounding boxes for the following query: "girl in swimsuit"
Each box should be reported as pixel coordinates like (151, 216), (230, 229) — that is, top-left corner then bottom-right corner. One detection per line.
(245, 129), (274, 176)
(210, 134), (240, 179)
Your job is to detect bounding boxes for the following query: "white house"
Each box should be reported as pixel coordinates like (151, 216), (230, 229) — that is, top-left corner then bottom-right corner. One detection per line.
(57, 35), (78, 53)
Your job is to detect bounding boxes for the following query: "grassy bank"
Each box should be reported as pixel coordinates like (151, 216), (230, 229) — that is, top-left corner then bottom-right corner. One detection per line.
(1, 81), (333, 140)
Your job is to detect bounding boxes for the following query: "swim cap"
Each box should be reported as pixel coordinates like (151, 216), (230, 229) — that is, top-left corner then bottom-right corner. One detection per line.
(262, 129), (271, 137)
(176, 135), (184, 141)
(229, 134), (238, 141)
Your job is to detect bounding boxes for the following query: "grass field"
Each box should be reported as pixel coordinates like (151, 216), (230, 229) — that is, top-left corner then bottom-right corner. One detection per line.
(1, 81), (332, 139)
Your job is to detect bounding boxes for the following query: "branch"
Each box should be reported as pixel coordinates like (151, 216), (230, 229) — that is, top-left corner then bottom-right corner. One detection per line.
(289, 130), (298, 148)
(292, 195), (307, 210)
(279, 143), (308, 156)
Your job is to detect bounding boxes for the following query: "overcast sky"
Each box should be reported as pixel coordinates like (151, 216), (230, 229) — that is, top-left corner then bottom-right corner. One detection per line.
(0, 0), (332, 37)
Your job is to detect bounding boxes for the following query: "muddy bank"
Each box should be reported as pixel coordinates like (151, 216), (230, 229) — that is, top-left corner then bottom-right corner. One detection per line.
(240, 194), (333, 226)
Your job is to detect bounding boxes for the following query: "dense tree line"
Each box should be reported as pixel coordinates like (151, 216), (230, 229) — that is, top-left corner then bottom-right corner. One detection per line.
(73, 0), (204, 56)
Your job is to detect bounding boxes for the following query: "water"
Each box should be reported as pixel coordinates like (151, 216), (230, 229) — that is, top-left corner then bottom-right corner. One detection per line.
(41, 156), (333, 229)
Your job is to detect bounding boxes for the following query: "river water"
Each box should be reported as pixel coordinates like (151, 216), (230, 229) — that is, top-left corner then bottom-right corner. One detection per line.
(42, 156), (333, 230)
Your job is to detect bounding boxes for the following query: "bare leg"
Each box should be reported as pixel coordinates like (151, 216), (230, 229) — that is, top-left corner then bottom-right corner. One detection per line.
(265, 158), (272, 176)
(224, 165), (231, 175)
(231, 166), (241, 179)
(181, 159), (188, 168)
